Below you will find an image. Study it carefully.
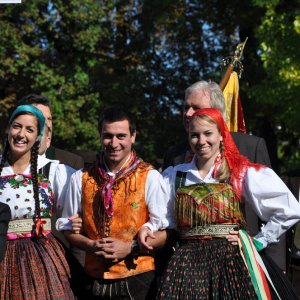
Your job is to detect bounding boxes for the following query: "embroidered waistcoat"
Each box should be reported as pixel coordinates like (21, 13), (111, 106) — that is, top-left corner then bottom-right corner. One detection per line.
(176, 182), (246, 238)
(82, 164), (155, 279)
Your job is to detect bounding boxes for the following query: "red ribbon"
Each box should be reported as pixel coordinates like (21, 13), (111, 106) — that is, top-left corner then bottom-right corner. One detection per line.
(35, 218), (47, 238)
(212, 153), (222, 178)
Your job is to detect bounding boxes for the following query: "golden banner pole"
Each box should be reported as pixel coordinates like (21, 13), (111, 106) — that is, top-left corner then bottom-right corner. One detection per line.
(219, 37), (248, 91)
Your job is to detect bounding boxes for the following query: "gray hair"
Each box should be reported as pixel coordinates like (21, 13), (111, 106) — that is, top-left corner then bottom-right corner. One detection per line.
(185, 81), (226, 119)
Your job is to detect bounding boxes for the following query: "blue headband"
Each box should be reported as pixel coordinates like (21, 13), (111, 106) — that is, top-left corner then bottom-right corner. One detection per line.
(8, 105), (45, 144)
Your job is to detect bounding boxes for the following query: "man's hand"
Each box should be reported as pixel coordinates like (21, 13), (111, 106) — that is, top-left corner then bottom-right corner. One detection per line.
(97, 237), (132, 263)
(64, 233), (130, 263)
(68, 214), (83, 234)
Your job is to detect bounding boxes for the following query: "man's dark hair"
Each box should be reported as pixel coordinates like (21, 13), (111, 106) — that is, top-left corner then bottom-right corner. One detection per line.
(98, 107), (136, 135)
(17, 94), (51, 109)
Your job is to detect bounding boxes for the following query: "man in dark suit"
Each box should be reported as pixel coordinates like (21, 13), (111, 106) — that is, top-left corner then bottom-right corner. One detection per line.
(162, 80), (288, 271)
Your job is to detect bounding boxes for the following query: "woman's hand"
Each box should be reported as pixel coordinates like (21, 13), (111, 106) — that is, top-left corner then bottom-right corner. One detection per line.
(226, 230), (239, 246)
(68, 214), (83, 234)
(137, 226), (155, 252)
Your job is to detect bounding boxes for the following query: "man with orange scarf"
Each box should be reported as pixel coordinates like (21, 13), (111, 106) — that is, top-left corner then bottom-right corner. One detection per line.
(56, 107), (168, 299)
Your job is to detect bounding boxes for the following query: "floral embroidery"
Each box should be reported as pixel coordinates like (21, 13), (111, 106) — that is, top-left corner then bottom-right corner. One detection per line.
(0, 178), (9, 190)
(40, 182), (49, 188)
(0, 173), (54, 218)
(1, 175), (30, 189)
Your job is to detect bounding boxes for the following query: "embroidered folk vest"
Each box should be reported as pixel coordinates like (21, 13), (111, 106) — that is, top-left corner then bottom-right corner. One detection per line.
(176, 182), (247, 238)
(82, 164), (155, 279)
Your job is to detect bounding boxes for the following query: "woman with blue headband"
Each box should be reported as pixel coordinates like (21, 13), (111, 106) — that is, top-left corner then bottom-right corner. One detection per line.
(0, 105), (74, 299)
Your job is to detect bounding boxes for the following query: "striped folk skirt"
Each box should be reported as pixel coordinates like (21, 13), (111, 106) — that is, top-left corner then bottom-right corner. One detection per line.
(0, 234), (75, 300)
(157, 238), (257, 300)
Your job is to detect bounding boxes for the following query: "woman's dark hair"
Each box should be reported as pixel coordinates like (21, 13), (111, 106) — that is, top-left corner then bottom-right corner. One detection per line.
(30, 141), (41, 219)
(0, 111), (42, 226)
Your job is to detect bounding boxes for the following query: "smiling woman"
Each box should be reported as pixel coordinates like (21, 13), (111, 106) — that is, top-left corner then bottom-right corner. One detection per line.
(189, 115), (223, 179)
(0, 105), (75, 299)
(7, 114), (39, 162)
(138, 108), (300, 299)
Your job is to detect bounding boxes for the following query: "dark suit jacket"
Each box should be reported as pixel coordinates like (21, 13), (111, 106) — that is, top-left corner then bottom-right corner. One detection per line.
(231, 132), (271, 167)
(163, 133), (287, 270)
(46, 146), (84, 170)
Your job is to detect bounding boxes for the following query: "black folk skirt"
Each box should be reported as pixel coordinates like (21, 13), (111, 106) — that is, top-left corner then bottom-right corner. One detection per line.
(157, 238), (257, 300)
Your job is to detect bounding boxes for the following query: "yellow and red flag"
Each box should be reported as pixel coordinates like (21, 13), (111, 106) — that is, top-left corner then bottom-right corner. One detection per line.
(222, 71), (246, 133)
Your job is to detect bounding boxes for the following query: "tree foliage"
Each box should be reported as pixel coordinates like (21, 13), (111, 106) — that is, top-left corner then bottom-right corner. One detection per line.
(0, 0), (298, 172)
(250, 0), (300, 172)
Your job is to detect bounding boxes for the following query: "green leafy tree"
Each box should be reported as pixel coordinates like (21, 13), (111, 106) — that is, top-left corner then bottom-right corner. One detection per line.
(0, 0), (298, 172)
(0, 0), (109, 151)
(250, 0), (300, 172)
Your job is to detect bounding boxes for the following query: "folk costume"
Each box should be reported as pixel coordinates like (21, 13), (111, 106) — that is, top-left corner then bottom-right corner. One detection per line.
(56, 151), (168, 298)
(0, 105), (75, 300)
(156, 108), (300, 299)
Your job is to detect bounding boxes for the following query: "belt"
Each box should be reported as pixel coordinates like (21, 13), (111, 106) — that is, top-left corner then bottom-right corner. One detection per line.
(8, 218), (52, 234)
(179, 223), (239, 239)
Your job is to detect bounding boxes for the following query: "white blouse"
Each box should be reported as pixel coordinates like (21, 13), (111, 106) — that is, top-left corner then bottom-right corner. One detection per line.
(0, 155), (75, 220)
(162, 156), (300, 249)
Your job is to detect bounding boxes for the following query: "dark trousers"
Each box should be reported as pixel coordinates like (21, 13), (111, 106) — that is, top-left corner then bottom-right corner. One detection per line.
(79, 271), (155, 300)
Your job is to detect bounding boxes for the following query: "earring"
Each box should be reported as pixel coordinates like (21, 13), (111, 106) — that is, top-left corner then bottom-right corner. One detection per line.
(220, 141), (224, 152)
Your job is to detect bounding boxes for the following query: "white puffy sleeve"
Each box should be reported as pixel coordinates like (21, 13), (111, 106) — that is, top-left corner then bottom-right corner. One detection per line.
(142, 169), (170, 232)
(161, 166), (177, 230)
(243, 167), (300, 249)
(55, 169), (83, 231)
(51, 164), (76, 216)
